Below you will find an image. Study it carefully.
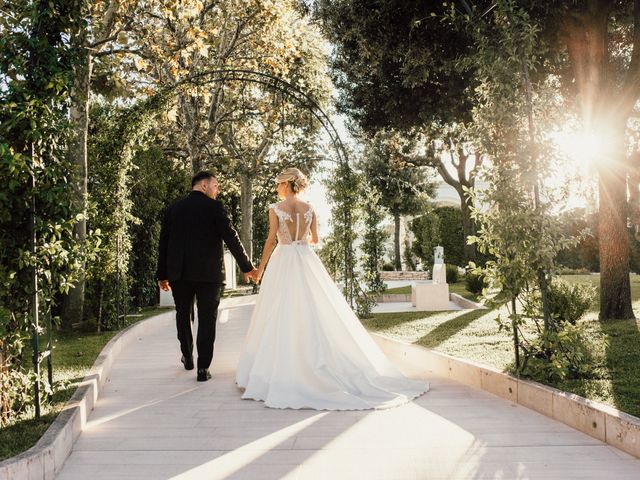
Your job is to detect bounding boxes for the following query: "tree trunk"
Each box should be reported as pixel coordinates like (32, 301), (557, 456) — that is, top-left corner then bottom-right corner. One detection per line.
(180, 94), (203, 173)
(599, 144), (635, 320)
(459, 192), (476, 263)
(239, 172), (253, 262)
(61, 34), (92, 330)
(561, 4), (634, 320)
(435, 148), (479, 264)
(393, 211), (401, 270)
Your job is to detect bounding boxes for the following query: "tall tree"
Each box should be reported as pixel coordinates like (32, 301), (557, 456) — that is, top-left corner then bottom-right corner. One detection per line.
(321, 0), (638, 319)
(360, 130), (434, 270)
(421, 124), (483, 262)
(318, 1), (481, 263)
(554, 1), (637, 320)
(62, 0), (144, 328)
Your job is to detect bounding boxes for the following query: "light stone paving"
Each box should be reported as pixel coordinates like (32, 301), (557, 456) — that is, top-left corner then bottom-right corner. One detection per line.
(56, 297), (640, 480)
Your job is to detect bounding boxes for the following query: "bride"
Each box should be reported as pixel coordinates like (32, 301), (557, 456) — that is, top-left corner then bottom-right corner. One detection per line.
(235, 167), (428, 410)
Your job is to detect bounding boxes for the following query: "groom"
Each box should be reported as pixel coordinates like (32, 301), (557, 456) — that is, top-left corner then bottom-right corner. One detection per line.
(157, 171), (258, 381)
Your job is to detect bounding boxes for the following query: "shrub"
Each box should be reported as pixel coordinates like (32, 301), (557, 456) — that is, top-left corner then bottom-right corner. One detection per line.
(547, 279), (595, 325)
(445, 264), (459, 283)
(381, 262), (395, 271)
(514, 278), (597, 383)
(557, 267), (591, 275)
(0, 366), (33, 426)
(520, 321), (594, 382)
(465, 271), (484, 294)
(355, 289), (378, 319)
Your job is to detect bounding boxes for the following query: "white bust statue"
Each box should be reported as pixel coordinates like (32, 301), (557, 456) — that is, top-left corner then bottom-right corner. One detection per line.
(434, 246), (444, 264)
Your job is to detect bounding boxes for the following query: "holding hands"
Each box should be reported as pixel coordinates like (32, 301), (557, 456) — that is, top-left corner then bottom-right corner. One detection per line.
(244, 268), (261, 284)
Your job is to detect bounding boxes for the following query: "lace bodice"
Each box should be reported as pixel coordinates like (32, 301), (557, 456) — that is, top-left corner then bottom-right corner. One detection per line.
(269, 202), (314, 245)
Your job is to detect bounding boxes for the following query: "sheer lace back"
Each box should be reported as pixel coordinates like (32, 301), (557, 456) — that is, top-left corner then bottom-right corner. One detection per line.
(270, 202), (314, 245)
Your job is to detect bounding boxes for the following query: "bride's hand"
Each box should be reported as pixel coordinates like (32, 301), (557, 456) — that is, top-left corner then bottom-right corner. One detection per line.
(257, 268), (264, 283)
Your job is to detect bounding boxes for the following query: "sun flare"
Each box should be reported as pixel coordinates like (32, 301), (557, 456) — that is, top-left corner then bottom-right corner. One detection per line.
(547, 128), (604, 210)
(553, 130), (614, 169)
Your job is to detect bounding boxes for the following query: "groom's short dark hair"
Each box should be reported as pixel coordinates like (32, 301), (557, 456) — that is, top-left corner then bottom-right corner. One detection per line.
(191, 171), (214, 187)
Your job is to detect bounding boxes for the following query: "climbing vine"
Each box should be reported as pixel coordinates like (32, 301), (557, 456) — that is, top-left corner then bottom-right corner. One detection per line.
(357, 185), (388, 317)
(85, 89), (175, 329)
(0, 0), (89, 424)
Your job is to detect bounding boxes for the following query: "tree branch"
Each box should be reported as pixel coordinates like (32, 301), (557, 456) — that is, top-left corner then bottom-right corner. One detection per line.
(89, 18), (133, 49)
(437, 157), (461, 191)
(92, 0), (119, 46)
(93, 47), (149, 58)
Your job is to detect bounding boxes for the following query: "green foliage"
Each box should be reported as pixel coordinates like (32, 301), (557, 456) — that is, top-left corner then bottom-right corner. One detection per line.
(492, 278), (597, 384)
(128, 146), (190, 309)
(464, 271), (485, 295)
(403, 236), (417, 271)
(456, 0), (583, 377)
(411, 206), (464, 268)
(411, 211), (440, 267)
(556, 209), (640, 275)
(359, 130), (434, 270)
(445, 264), (459, 284)
(0, 358), (33, 427)
(526, 278), (595, 326)
(358, 185), (388, 318)
(0, 0), (90, 425)
(318, 0), (475, 131)
(85, 89), (175, 329)
(547, 279), (595, 325)
(519, 321), (595, 383)
(360, 131), (434, 218)
(322, 161), (361, 305)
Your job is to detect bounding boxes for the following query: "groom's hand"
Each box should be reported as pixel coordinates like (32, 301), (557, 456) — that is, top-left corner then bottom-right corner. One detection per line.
(157, 280), (170, 291)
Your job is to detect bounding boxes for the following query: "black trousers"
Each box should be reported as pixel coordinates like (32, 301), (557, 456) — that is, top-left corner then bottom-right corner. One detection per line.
(170, 280), (224, 369)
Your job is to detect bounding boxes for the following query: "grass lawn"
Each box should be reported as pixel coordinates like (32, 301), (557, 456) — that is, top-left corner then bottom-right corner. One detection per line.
(365, 274), (640, 418)
(0, 307), (173, 462)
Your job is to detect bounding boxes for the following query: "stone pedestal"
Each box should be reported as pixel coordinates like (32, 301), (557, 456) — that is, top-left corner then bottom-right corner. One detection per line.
(411, 281), (450, 311)
(432, 263), (446, 284)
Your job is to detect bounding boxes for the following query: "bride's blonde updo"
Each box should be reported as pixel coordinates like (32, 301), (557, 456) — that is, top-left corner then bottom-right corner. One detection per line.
(276, 167), (309, 193)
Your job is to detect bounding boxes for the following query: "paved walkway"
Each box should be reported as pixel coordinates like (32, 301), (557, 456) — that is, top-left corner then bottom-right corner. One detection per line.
(57, 297), (640, 480)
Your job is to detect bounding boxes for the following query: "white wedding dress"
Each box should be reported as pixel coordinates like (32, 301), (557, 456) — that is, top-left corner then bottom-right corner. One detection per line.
(235, 201), (428, 410)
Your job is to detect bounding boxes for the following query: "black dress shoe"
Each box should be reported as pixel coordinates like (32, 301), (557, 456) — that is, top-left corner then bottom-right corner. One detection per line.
(181, 355), (194, 371)
(197, 368), (211, 382)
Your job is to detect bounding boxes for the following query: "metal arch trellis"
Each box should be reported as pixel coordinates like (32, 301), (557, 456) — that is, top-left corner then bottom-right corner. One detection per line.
(180, 68), (357, 304)
(184, 69), (349, 166)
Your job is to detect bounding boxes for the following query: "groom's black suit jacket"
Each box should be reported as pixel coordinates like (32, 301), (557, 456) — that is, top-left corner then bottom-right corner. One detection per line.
(156, 191), (254, 284)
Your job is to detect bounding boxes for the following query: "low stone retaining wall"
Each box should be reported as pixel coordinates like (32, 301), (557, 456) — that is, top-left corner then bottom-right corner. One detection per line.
(449, 293), (485, 309)
(380, 271), (429, 281)
(377, 292), (485, 310)
(378, 293), (412, 302)
(0, 310), (175, 480)
(371, 333), (640, 460)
